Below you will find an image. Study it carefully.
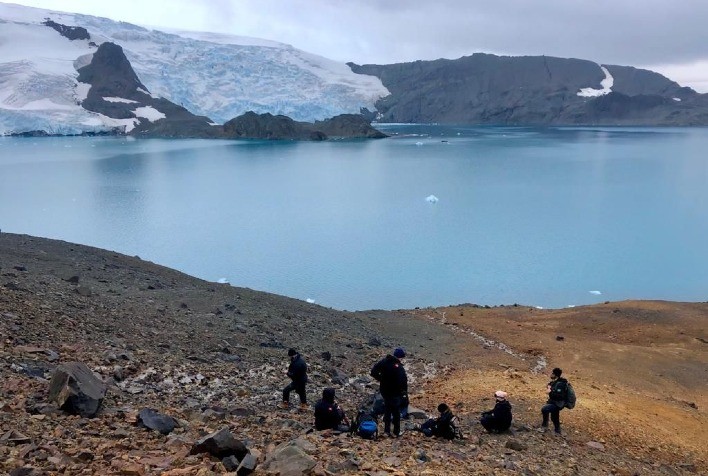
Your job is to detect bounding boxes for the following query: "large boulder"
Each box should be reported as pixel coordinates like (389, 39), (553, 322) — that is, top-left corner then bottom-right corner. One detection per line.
(137, 408), (178, 435)
(261, 439), (316, 476)
(48, 362), (107, 418)
(190, 427), (248, 460)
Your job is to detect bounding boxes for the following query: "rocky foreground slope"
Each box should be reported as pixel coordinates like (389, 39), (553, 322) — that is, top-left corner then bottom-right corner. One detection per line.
(0, 233), (706, 475)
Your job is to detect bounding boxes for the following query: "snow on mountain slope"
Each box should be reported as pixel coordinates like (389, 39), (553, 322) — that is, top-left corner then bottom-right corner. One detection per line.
(0, 2), (389, 135)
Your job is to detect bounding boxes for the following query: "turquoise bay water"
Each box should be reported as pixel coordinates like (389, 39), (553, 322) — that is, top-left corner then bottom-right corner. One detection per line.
(1, 125), (707, 310)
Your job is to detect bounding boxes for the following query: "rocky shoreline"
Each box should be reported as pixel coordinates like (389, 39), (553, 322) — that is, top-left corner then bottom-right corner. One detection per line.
(1, 233), (705, 475)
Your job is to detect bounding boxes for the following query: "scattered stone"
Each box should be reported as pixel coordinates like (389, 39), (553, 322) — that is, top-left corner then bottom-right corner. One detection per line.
(236, 453), (257, 475)
(66, 275), (80, 284)
(136, 408), (178, 435)
(261, 439), (317, 476)
(556, 335), (565, 341)
(320, 351), (332, 361)
(505, 439), (527, 451)
(190, 427), (248, 460)
(0, 430), (31, 445)
(75, 285), (93, 297)
(586, 441), (605, 451)
(48, 362), (107, 418)
(222, 455), (240, 472)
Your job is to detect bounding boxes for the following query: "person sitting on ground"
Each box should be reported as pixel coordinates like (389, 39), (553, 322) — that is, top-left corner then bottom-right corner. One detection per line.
(417, 403), (459, 440)
(314, 388), (350, 432)
(480, 390), (513, 433)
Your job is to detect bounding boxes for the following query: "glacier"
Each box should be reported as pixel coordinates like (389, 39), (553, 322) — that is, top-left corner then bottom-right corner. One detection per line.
(0, 3), (389, 135)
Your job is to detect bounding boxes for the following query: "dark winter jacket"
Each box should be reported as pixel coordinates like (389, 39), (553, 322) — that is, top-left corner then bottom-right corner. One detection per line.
(287, 354), (308, 385)
(370, 355), (408, 399)
(547, 377), (568, 407)
(314, 390), (346, 430)
(488, 400), (513, 429)
(434, 409), (457, 440)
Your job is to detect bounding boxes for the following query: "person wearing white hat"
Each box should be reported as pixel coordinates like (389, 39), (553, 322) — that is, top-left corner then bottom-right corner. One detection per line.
(480, 390), (513, 433)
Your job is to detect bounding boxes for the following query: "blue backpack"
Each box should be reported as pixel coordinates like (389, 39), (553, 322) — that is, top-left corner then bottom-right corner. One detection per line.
(357, 419), (378, 440)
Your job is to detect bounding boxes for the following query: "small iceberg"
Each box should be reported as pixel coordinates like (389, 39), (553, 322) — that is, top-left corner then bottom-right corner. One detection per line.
(589, 290), (602, 295)
(535, 306), (544, 310)
(426, 195), (439, 203)
(305, 298), (315, 304)
(415, 141), (424, 146)
(216, 278), (229, 284)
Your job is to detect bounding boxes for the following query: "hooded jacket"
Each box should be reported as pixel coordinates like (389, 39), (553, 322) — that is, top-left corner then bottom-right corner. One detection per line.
(314, 388), (345, 430)
(287, 354), (308, 385)
(370, 354), (408, 399)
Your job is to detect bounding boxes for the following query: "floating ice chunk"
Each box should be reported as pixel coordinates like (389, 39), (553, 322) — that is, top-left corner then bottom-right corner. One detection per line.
(305, 298), (315, 304)
(567, 305), (576, 308)
(673, 97), (681, 102)
(589, 290), (602, 295)
(535, 306), (544, 309)
(425, 195), (439, 203)
(216, 277), (229, 284)
(577, 65), (614, 97)
(415, 141), (424, 146)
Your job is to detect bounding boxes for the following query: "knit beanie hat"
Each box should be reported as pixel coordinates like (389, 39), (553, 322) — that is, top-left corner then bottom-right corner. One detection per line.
(393, 347), (406, 358)
(494, 390), (508, 400)
(288, 348), (297, 357)
(437, 403), (449, 413)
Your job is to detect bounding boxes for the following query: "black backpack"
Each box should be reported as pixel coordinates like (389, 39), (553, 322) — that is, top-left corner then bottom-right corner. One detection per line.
(565, 382), (577, 409)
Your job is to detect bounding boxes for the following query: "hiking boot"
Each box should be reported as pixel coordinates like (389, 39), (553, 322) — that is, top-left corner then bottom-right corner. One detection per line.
(279, 401), (290, 409)
(536, 427), (548, 433)
(394, 429), (405, 438)
(299, 403), (310, 410)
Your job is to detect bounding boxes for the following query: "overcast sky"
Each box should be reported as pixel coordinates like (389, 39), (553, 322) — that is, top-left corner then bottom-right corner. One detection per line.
(9, 0), (708, 92)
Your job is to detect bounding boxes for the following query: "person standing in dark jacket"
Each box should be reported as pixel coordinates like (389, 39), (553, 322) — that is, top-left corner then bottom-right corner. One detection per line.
(480, 390), (513, 433)
(370, 347), (408, 437)
(282, 348), (308, 409)
(314, 388), (350, 431)
(541, 367), (568, 434)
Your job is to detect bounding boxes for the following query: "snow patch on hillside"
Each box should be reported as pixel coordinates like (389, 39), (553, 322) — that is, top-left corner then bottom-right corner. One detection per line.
(103, 97), (138, 104)
(133, 106), (165, 121)
(577, 65), (614, 97)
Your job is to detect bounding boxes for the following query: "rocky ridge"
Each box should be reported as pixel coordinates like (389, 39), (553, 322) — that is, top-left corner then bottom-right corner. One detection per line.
(1, 232), (705, 475)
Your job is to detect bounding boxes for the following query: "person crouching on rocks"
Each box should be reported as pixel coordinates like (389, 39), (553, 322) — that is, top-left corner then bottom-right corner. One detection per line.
(480, 390), (512, 433)
(370, 347), (408, 437)
(417, 403), (459, 440)
(282, 348), (308, 409)
(314, 388), (350, 432)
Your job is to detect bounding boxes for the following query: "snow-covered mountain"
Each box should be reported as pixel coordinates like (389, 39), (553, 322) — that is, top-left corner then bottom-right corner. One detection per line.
(0, 2), (389, 135)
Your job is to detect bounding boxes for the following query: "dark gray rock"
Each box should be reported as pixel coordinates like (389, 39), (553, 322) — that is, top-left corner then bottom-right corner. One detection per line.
(137, 408), (178, 435)
(48, 362), (107, 418)
(505, 439), (527, 451)
(42, 19), (90, 41)
(222, 455), (240, 471)
(236, 453), (258, 475)
(190, 427), (248, 460)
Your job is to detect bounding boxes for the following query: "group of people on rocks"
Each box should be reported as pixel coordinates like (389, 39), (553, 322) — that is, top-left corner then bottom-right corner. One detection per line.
(280, 347), (573, 438)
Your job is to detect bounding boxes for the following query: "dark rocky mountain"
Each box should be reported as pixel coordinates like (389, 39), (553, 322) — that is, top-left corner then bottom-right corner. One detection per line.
(349, 53), (708, 126)
(77, 42), (220, 138)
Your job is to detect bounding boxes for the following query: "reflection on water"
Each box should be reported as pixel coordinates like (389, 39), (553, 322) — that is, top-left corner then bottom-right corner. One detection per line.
(1, 126), (707, 310)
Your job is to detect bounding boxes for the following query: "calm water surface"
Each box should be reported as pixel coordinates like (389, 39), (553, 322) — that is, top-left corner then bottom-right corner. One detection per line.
(1, 125), (707, 310)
